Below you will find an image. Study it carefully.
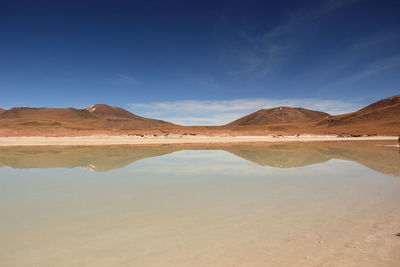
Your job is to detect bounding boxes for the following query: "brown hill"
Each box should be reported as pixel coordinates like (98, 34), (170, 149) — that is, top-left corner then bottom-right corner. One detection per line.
(0, 108), (5, 114)
(227, 107), (330, 126)
(86, 104), (143, 119)
(0, 107), (95, 121)
(223, 95), (400, 135)
(0, 95), (399, 136)
(0, 105), (174, 133)
(358, 94), (400, 113)
(84, 104), (170, 125)
(316, 95), (400, 133)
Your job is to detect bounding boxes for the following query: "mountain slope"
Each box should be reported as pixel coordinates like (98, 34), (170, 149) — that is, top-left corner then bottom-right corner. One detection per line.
(0, 105), (174, 133)
(0, 95), (399, 136)
(224, 95), (400, 134)
(0, 108), (5, 114)
(84, 104), (170, 126)
(317, 95), (400, 128)
(85, 104), (145, 119)
(0, 107), (95, 121)
(227, 107), (330, 126)
(358, 94), (400, 113)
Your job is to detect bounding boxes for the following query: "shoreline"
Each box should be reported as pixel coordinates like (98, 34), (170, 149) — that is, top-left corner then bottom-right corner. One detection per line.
(0, 135), (397, 146)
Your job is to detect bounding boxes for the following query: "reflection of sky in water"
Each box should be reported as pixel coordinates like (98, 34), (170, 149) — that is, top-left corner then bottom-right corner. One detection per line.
(1, 142), (399, 177)
(124, 150), (360, 177)
(1, 147), (400, 266)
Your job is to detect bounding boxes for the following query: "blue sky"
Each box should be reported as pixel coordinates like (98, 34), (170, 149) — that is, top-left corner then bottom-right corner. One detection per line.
(1, 0), (399, 125)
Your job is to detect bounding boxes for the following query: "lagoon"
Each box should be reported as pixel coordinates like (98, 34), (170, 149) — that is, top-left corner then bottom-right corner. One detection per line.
(1, 141), (400, 266)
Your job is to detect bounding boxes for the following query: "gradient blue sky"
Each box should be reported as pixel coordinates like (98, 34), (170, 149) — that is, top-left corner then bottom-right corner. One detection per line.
(1, 0), (399, 125)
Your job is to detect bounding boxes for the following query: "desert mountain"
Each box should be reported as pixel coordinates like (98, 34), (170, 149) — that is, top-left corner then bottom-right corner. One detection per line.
(319, 95), (400, 126)
(86, 104), (149, 120)
(0, 104), (173, 133)
(0, 95), (399, 136)
(316, 95), (400, 134)
(83, 104), (171, 126)
(223, 95), (400, 135)
(0, 108), (5, 114)
(227, 107), (330, 126)
(358, 94), (400, 112)
(0, 107), (95, 121)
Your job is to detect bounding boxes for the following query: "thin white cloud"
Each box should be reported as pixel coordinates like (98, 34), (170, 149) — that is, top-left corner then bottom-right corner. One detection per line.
(162, 113), (246, 126)
(265, 0), (362, 39)
(291, 29), (400, 94)
(324, 55), (400, 90)
(116, 73), (139, 84)
(128, 98), (362, 126)
(348, 31), (400, 52)
(230, 0), (363, 78)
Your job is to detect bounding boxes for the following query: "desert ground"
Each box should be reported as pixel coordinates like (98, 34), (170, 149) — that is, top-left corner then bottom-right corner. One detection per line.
(0, 134), (397, 146)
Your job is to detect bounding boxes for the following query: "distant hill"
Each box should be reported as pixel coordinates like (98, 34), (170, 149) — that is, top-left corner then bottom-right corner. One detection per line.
(0, 95), (399, 136)
(0, 104), (173, 133)
(227, 107), (330, 126)
(358, 94), (400, 113)
(0, 108), (5, 114)
(223, 95), (400, 135)
(317, 95), (400, 133)
(0, 107), (95, 122)
(83, 104), (171, 126)
(85, 104), (146, 119)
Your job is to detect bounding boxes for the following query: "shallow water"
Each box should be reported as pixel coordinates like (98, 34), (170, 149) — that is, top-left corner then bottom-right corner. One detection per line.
(1, 141), (400, 266)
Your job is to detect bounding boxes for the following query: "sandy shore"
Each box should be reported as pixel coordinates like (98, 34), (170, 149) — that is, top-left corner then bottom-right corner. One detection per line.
(0, 135), (397, 146)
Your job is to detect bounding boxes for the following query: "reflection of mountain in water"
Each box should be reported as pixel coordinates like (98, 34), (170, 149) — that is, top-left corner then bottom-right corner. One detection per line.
(224, 144), (330, 168)
(0, 146), (177, 172)
(0, 142), (399, 177)
(224, 143), (400, 178)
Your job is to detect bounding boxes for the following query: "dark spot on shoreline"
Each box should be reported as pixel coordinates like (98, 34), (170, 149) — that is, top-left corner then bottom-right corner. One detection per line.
(396, 233), (400, 237)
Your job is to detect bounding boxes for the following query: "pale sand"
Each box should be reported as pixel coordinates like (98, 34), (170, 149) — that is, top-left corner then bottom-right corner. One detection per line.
(0, 135), (397, 146)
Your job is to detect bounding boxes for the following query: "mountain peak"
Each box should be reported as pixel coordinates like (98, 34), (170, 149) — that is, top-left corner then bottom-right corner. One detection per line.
(358, 94), (400, 113)
(227, 107), (330, 126)
(83, 104), (140, 119)
(85, 104), (113, 112)
(80, 104), (172, 126)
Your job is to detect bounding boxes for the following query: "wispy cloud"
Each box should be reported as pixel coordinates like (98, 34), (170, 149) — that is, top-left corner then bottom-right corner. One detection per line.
(348, 31), (400, 52)
(116, 73), (139, 84)
(128, 98), (362, 125)
(191, 74), (219, 90)
(265, 0), (362, 38)
(230, 0), (363, 78)
(232, 0), (362, 77)
(323, 55), (400, 90)
(290, 28), (400, 95)
(235, 31), (290, 77)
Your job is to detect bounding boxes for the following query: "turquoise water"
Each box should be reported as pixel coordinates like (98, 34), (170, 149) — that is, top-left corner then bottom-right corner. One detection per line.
(1, 142), (400, 266)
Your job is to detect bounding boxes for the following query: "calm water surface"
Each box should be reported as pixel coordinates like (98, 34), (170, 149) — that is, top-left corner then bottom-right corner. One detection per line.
(1, 141), (400, 266)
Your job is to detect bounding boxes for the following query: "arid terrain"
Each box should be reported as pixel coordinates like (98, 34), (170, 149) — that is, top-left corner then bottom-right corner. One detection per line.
(0, 95), (399, 137)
